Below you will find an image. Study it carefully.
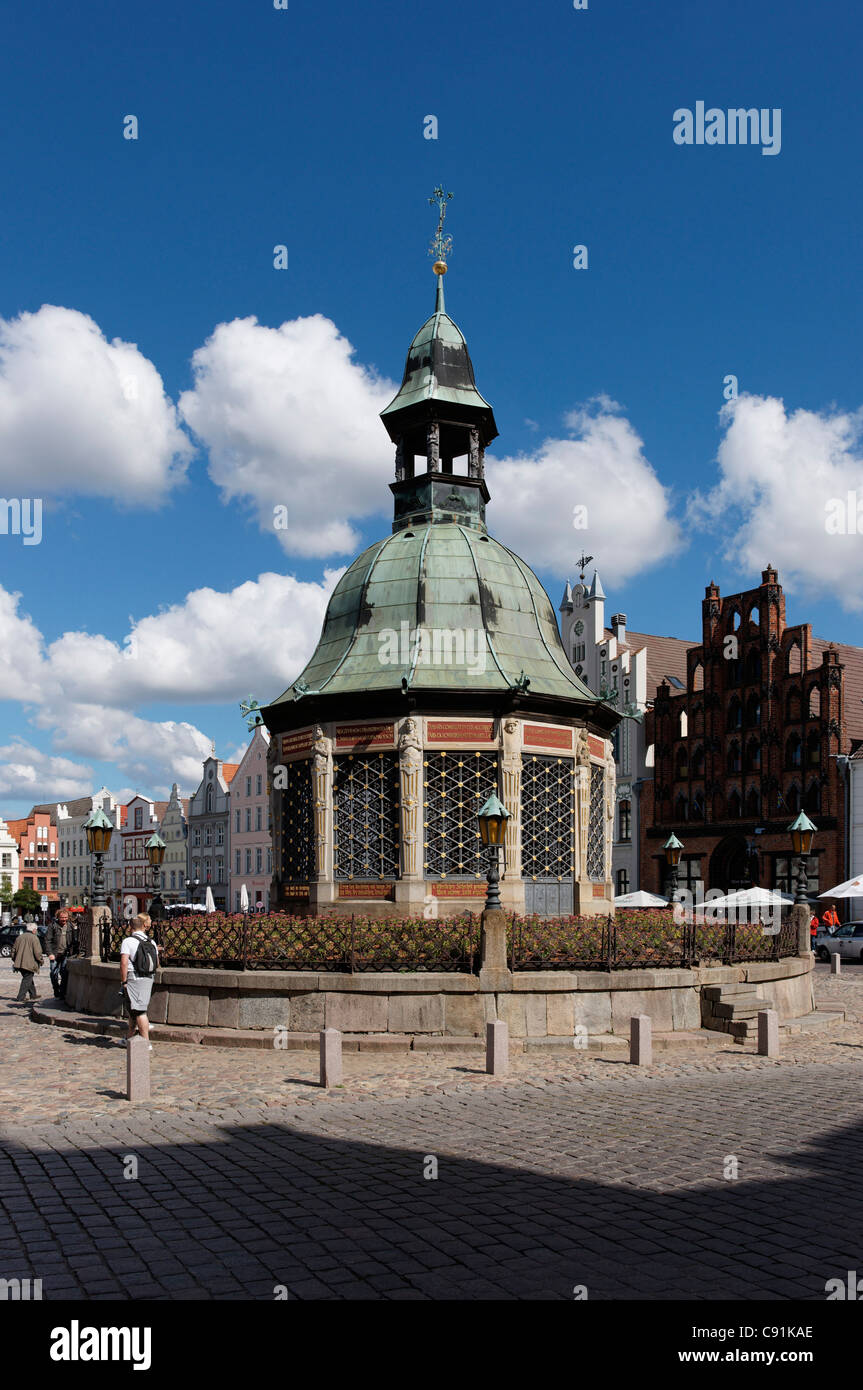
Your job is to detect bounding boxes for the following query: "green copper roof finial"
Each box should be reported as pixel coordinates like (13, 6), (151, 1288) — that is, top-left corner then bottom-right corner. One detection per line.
(428, 186), (453, 276)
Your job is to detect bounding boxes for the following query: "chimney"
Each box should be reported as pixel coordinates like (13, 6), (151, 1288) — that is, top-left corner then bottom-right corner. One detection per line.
(610, 613), (627, 645)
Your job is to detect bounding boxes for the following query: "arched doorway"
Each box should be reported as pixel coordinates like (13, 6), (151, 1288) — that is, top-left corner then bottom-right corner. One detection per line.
(709, 835), (759, 892)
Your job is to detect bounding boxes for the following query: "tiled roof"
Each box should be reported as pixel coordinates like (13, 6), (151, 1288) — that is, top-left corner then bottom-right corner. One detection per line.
(621, 629), (695, 700)
(222, 764), (239, 784)
(58, 796), (96, 819)
(27, 803), (58, 820)
(6, 819), (26, 840)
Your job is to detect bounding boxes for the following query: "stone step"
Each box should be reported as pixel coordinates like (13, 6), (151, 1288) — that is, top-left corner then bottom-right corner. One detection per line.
(713, 996), (766, 1020)
(702, 983), (756, 1002)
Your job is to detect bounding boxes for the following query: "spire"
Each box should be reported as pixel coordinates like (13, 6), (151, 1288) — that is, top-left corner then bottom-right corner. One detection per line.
(559, 581), (573, 612)
(434, 274), (445, 315)
(589, 570), (606, 601)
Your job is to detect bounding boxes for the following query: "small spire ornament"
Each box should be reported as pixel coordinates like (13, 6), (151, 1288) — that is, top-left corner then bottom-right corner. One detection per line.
(428, 186), (453, 274)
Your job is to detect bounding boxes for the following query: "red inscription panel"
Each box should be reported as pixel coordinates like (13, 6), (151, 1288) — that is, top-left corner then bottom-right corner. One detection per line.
(427, 720), (495, 743)
(281, 729), (313, 758)
(592, 883), (607, 897)
(588, 735), (606, 759)
(337, 882), (394, 899)
(524, 724), (573, 750)
(335, 723), (394, 748)
(432, 882), (488, 897)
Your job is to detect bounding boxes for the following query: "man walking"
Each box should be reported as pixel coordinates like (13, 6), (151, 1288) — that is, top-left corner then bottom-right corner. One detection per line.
(119, 914), (159, 1047)
(12, 923), (43, 1003)
(45, 907), (75, 1000)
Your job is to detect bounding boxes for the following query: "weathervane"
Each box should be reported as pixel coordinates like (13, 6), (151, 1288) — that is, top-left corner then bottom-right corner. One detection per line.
(577, 553), (594, 582)
(428, 186), (453, 273)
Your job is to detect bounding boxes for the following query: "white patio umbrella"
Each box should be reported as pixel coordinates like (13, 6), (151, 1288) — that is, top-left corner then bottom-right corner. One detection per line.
(205, 885), (216, 913)
(818, 876), (863, 898)
(705, 887), (794, 911)
(613, 890), (669, 908)
(240, 883), (250, 912)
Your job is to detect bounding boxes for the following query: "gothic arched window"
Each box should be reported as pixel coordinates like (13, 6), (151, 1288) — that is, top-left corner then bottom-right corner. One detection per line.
(786, 733), (802, 770)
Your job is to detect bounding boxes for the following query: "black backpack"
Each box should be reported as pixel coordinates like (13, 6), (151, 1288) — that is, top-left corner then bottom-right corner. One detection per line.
(133, 937), (159, 977)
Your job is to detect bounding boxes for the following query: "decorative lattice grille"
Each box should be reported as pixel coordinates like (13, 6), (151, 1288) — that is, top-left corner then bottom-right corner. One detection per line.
(282, 759), (314, 883)
(587, 762), (606, 882)
(521, 755), (574, 880)
(424, 750), (499, 878)
(333, 753), (400, 880)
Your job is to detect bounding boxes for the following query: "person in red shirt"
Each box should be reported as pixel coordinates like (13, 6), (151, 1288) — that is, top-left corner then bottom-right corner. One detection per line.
(810, 912), (819, 947)
(822, 903), (841, 931)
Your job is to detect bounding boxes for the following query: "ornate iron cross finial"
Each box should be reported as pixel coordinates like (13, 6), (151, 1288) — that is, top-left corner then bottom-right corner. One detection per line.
(577, 553), (594, 581)
(428, 186), (453, 266)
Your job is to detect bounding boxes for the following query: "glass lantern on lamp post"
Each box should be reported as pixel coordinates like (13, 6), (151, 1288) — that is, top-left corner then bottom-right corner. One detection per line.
(663, 832), (684, 900)
(145, 832), (166, 922)
(84, 808), (113, 909)
(477, 794), (510, 912)
(788, 811), (817, 906)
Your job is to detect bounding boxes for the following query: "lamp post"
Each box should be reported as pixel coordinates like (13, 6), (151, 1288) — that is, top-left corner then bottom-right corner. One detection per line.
(788, 811), (817, 906)
(185, 876), (200, 905)
(146, 832), (166, 921)
(84, 808), (114, 909)
(477, 794), (510, 912)
(663, 832), (684, 900)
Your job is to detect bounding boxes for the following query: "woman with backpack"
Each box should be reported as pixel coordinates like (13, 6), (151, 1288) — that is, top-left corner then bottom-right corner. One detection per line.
(119, 913), (160, 1049)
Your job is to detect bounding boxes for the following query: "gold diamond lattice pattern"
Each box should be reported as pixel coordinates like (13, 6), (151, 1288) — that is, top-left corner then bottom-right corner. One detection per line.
(334, 753), (400, 880)
(282, 758), (314, 883)
(521, 754), (574, 880)
(587, 761), (606, 882)
(424, 750), (499, 879)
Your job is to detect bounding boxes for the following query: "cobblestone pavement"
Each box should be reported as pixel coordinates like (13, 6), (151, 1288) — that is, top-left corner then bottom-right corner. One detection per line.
(0, 959), (861, 1126)
(1, 960), (862, 1300)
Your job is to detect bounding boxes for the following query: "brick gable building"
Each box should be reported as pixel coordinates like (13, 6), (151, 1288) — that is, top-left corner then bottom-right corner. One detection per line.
(641, 565), (863, 900)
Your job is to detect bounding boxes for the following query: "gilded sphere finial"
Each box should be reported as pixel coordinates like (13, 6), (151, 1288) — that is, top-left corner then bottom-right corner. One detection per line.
(433, 260), (448, 275)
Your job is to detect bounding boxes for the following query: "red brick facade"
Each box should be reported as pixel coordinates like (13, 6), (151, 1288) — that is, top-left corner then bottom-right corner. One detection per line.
(641, 566), (850, 900)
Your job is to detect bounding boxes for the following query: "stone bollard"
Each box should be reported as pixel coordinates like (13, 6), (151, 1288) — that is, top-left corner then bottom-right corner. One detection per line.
(831, 952), (841, 975)
(630, 1014), (652, 1066)
(319, 1028), (343, 1087)
(486, 1020), (509, 1075)
(126, 1035), (151, 1102)
(757, 1009), (779, 1058)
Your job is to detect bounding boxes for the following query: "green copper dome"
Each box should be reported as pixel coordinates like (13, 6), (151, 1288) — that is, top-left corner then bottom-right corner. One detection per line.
(380, 278), (497, 432)
(269, 523), (601, 704)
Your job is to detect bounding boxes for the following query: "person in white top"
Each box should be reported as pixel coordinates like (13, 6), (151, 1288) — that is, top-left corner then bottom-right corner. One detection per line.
(119, 913), (160, 1046)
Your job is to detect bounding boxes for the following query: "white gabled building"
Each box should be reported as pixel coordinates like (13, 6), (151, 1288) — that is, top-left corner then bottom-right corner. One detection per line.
(57, 788), (120, 907)
(0, 817), (19, 900)
(560, 572), (691, 896)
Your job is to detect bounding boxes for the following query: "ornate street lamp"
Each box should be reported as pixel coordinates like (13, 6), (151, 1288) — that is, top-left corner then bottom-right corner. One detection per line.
(477, 794), (510, 912)
(788, 811), (817, 906)
(84, 808), (114, 908)
(663, 832), (684, 899)
(146, 832), (166, 921)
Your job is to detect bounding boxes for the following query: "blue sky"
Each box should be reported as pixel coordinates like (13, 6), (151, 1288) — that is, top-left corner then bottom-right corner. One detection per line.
(1, 0), (862, 814)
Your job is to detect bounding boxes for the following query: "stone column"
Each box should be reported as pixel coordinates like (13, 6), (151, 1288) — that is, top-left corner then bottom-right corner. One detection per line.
(479, 907), (512, 992)
(573, 728), (591, 910)
(499, 717), (523, 911)
(427, 421), (440, 472)
(395, 717), (426, 911)
(311, 726), (335, 907)
(468, 427), (480, 478)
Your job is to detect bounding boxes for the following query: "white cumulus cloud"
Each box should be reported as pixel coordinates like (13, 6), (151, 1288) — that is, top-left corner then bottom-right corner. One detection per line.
(179, 314), (396, 558)
(0, 305), (193, 502)
(489, 397), (683, 582)
(689, 395), (863, 611)
(0, 741), (93, 802)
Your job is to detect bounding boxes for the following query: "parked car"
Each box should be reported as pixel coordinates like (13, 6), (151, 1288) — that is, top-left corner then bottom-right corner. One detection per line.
(817, 921), (863, 963)
(0, 923), (22, 957)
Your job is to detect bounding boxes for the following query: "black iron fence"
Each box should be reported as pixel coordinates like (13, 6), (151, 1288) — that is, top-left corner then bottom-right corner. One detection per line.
(100, 912), (477, 974)
(508, 912), (799, 971)
(99, 908), (799, 975)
